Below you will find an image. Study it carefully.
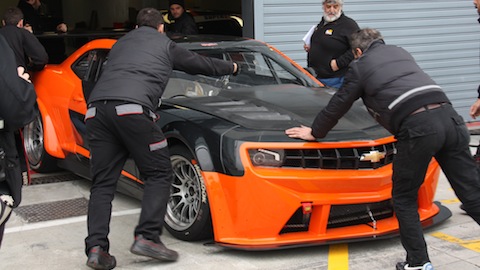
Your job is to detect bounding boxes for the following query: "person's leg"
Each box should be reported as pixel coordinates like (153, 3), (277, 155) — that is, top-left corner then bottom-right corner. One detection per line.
(85, 102), (129, 254)
(393, 113), (440, 267)
(112, 104), (178, 261)
(114, 109), (172, 241)
(0, 200), (12, 248)
(132, 145), (171, 241)
(434, 106), (480, 224)
(317, 77), (344, 89)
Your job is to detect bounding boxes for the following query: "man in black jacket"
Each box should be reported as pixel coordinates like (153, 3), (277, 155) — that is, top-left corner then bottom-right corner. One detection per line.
(17, 0), (68, 63)
(165, 0), (198, 36)
(17, 0), (67, 34)
(84, 7), (237, 270)
(0, 34), (36, 248)
(304, 0), (359, 88)
(286, 28), (480, 270)
(0, 7), (48, 71)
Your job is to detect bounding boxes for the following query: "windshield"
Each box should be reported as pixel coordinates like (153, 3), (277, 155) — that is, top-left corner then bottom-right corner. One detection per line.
(163, 49), (318, 98)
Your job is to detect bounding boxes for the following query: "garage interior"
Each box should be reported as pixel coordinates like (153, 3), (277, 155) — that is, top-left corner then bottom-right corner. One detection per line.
(0, 0), (251, 62)
(1, 0), (243, 32)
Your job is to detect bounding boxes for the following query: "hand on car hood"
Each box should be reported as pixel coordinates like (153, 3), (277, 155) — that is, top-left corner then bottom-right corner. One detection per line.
(167, 84), (391, 140)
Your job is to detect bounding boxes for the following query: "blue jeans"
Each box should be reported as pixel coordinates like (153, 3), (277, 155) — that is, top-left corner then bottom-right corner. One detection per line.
(393, 103), (480, 266)
(317, 77), (344, 89)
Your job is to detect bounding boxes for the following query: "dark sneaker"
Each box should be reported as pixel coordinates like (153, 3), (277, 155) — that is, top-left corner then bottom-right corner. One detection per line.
(396, 261), (434, 270)
(130, 234), (179, 261)
(460, 204), (466, 211)
(86, 245), (116, 270)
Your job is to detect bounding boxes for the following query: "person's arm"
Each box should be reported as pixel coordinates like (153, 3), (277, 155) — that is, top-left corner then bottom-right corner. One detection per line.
(470, 85), (480, 119)
(56, 23), (67, 33)
(0, 35), (38, 129)
(170, 41), (236, 75)
(333, 20), (360, 71)
(22, 29), (48, 70)
(310, 67), (362, 138)
(181, 14), (198, 35)
(286, 63), (363, 140)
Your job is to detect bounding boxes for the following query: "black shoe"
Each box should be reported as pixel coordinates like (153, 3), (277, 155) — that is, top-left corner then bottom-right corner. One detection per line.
(396, 261), (434, 270)
(86, 245), (116, 270)
(396, 262), (407, 270)
(460, 204), (466, 211)
(130, 234), (178, 261)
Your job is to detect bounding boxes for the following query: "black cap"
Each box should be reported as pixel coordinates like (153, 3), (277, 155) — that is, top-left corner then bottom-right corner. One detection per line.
(169, 0), (185, 8)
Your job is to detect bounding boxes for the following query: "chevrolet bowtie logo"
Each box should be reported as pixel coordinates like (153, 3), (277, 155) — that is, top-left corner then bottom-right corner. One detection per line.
(360, 151), (386, 163)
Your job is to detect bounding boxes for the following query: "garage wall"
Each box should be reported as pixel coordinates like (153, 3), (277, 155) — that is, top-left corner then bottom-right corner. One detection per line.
(254, 0), (480, 121)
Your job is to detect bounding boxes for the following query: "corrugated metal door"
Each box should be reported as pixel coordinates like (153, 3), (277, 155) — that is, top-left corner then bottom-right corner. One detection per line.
(255, 0), (480, 120)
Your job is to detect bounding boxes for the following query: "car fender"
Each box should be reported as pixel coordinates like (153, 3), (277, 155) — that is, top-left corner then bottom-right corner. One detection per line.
(166, 131), (215, 172)
(36, 99), (65, 159)
(163, 120), (218, 172)
(194, 138), (215, 171)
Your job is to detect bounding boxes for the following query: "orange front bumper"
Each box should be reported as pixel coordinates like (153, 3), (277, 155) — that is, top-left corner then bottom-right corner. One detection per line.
(202, 143), (447, 250)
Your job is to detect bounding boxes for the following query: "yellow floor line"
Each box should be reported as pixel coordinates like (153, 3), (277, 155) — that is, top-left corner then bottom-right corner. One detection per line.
(328, 244), (349, 270)
(439, 198), (460, 204)
(430, 232), (480, 252)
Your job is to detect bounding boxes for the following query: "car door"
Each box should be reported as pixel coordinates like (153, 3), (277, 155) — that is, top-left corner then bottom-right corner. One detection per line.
(69, 49), (109, 149)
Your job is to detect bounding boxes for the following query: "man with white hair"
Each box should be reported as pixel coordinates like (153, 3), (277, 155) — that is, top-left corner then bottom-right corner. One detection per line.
(304, 0), (359, 88)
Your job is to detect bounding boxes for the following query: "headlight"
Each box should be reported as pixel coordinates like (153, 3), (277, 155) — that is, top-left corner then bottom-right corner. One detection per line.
(248, 149), (285, 167)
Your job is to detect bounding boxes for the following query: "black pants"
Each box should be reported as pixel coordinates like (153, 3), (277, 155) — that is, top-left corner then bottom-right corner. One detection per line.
(84, 100), (172, 254)
(0, 200), (12, 248)
(0, 130), (22, 248)
(393, 103), (480, 266)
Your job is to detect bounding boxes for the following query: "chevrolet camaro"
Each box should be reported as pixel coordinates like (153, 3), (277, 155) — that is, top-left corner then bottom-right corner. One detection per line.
(24, 35), (451, 250)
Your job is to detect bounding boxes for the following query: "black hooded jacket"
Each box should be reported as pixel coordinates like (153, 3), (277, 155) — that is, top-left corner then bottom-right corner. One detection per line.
(311, 40), (450, 137)
(166, 11), (198, 35)
(88, 26), (234, 111)
(0, 25), (48, 70)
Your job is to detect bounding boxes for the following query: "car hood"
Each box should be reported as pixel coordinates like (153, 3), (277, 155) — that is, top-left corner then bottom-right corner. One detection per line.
(166, 84), (391, 140)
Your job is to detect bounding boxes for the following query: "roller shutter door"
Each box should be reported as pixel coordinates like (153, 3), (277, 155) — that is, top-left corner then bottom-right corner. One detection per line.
(255, 0), (480, 120)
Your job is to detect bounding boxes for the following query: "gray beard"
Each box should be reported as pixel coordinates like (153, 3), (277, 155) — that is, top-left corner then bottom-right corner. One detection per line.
(323, 11), (342, 23)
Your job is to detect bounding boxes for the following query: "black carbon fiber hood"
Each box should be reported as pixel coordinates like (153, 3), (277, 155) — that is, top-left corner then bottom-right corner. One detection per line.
(166, 84), (391, 140)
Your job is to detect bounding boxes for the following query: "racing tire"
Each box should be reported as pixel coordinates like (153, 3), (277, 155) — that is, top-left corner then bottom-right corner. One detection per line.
(23, 115), (59, 173)
(165, 145), (213, 241)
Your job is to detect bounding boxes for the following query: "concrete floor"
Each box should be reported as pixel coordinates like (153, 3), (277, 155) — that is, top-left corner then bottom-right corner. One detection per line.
(1, 140), (480, 270)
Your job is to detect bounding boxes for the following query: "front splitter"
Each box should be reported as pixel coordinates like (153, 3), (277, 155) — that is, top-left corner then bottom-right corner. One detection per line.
(212, 201), (452, 251)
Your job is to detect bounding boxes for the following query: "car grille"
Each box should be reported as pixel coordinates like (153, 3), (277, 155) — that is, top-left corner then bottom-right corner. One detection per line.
(282, 143), (396, 170)
(279, 200), (394, 234)
(280, 207), (311, 234)
(327, 199), (394, 229)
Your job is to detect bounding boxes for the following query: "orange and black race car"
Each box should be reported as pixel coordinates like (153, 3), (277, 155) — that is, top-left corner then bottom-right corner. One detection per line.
(24, 35), (451, 250)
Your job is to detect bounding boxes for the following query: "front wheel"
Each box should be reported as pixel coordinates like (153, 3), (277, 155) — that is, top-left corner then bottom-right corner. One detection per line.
(164, 145), (213, 241)
(23, 115), (59, 173)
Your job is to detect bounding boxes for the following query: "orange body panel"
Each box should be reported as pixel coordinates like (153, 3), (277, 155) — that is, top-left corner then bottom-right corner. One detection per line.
(32, 39), (116, 159)
(204, 140), (441, 248)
